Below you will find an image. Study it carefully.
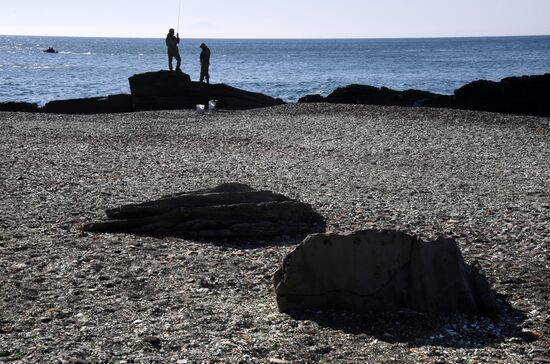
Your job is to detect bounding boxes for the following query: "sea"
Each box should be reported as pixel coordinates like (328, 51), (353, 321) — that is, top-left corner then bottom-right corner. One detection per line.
(1, 35), (550, 105)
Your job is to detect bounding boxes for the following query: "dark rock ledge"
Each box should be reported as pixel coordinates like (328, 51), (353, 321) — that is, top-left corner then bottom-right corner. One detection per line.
(299, 73), (550, 117)
(1, 72), (548, 116)
(0, 71), (284, 114)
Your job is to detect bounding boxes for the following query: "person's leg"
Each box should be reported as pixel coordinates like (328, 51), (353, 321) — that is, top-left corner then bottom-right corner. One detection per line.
(175, 52), (181, 71)
(200, 65), (205, 82)
(168, 54), (174, 71)
(206, 65), (210, 84)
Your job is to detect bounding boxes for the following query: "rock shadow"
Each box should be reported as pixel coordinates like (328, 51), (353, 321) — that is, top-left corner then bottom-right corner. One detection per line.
(274, 230), (533, 348)
(287, 294), (531, 349)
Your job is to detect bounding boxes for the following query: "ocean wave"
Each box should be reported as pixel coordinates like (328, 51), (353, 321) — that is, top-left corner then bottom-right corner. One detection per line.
(58, 51), (95, 55)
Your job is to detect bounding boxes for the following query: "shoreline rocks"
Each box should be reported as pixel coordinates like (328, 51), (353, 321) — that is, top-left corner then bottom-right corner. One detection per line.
(42, 94), (133, 114)
(453, 74), (550, 116)
(129, 71), (284, 111)
(1, 73), (548, 116)
(299, 73), (550, 117)
(0, 102), (39, 113)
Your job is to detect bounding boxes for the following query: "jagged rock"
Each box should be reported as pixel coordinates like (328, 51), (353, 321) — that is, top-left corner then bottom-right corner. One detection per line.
(274, 230), (496, 315)
(298, 73), (549, 116)
(454, 73), (550, 116)
(129, 71), (284, 110)
(42, 94), (133, 114)
(0, 102), (39, 113)
(83, 183), (324, 238)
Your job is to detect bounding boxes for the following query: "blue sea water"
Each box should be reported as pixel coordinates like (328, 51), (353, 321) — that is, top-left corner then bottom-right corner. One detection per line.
(1, 35), (549, 105)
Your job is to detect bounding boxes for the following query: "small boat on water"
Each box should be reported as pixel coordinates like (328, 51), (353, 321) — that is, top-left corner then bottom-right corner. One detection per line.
(43, 47), (59, 54)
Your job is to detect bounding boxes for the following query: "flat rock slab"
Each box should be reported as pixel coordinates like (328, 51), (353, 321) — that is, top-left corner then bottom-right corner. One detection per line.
(0, 101), (39, 112)
(83, 183), (324, 238)
(274, 230), (496, 315)
(42, 94), (133, 114)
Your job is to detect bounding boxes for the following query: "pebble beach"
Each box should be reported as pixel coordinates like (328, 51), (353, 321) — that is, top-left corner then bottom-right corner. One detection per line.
(0, 104), (548, 363)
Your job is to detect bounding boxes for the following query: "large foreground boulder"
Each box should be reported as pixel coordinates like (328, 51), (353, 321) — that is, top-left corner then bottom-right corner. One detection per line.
(83, 183), (324, 238)
(129, 71), (284, 110)
(274, 230), (496, 315)
(0, 102), (39, 113)
(42, 94), (133, 114)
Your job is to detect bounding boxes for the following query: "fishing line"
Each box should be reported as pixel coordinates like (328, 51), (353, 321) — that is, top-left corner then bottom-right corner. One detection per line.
(177, 0), (182, 34)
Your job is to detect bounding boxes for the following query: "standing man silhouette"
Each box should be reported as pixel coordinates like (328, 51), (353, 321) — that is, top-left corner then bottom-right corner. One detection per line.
(199, 43), (210, 83)
(166, 29), (181, 72)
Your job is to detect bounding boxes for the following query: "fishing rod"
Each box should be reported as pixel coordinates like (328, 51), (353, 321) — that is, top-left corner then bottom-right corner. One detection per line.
(177, 0), (182, 35)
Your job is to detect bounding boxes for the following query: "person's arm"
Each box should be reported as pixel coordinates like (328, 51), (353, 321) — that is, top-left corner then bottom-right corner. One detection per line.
(176, 33), (180, 44)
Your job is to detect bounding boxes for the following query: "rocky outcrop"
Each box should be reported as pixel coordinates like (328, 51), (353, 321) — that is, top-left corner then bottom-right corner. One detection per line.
(299, 85), (453, 108)
(299, 73), (550, 116)
(42, 94), (133, 114)
(83, 183), (324, 238)
(274, 230), (496, 315)
(0, 102), (39, 113)
(129, 71), (284, 111)
(454, 73), (550, 116)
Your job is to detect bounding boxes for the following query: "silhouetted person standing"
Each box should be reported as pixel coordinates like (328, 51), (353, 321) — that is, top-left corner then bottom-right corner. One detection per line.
(199, 43), (210, 83)
(166, 29), (181, 72)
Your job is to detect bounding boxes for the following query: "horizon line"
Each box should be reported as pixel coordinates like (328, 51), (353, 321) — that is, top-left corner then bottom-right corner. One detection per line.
(2, 33), (550, 41)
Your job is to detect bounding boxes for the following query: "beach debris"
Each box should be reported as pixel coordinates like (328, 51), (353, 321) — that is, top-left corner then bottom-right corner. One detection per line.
(208, 100), (217, 110)
(83, 183), (325, 238)
(274, 230), (496, 315)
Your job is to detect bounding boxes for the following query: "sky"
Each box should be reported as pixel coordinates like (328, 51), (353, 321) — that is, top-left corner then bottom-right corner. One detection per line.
(1, 0), (550, 39)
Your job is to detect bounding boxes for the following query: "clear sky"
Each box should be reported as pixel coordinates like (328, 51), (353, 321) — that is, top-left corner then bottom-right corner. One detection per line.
(1, 0), (550, 39)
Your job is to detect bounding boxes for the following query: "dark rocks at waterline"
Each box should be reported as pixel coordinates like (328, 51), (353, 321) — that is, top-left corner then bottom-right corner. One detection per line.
(83, 183), (325, 239)
(299, 73), (550, 117)
(42, 94), (133, 114)
(274, 230), (496, 315)
(0, 102), (39, 113)
(0, 71), (283, 114)
(129, 71), (285, 111)
(303, 85), (454, 109)
(453, 73), (550, 116)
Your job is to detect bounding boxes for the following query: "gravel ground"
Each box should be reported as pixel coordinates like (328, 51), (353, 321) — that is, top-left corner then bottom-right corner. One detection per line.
(0, 104), (548, 363)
